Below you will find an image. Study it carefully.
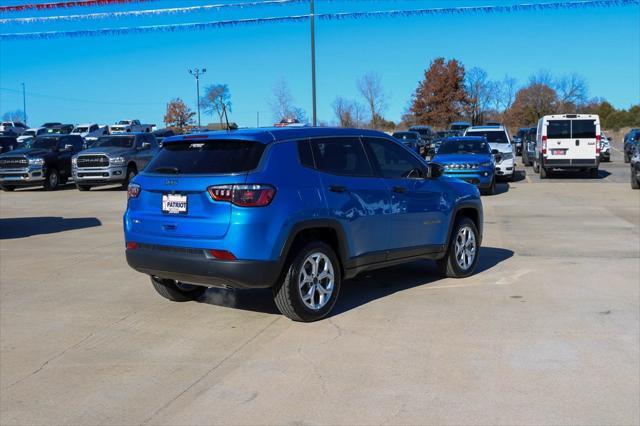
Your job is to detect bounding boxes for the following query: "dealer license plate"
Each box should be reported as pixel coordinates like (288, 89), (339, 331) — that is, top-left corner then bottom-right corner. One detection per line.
(162, 194), (187, 215)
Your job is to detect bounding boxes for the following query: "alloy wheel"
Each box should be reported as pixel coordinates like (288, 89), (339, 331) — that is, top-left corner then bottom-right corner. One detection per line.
(454, 226), (476, 270)
(298, 252), (335, 311)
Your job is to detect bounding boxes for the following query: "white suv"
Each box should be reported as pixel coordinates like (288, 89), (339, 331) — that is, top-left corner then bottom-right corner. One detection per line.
(464, 125), (516, 181)
(0, 121), (28, 136)
(533, 114), (600, 179)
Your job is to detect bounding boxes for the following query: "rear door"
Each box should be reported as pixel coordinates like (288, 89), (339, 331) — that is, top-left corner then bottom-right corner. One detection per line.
(570, 118), (598, 159)
(545, 119), (572, 159)
(127, 139), (265, 242)
(310, 136), (392, 259)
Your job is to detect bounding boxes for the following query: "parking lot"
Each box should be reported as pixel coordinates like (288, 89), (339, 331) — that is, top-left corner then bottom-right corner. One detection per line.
(1, 147), (638, 425)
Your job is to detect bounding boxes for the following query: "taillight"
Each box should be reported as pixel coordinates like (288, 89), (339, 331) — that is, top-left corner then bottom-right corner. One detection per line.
(541, 136), (547, 155)
(596, 134), (601, 154)
(126, 241), (137, 250)
(127, 183), (140, 200)
(207, 184), (276, 207)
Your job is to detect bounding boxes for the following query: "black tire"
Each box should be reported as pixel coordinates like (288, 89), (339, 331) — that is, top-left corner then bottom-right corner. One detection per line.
(150, 276), (206, 302)
(437, 216), (480, 278)
(122, 165), (137, 189)
(1, 186), (15, 192)
(273, 241), (341, 322)
(481, 176), (496, 196)
(43, 168), (59, 191)
(590, 168), (599, 179)
(76, 184), (91, 191)
(533, 159), (540, 173)
(509, 170), (516, 182)
(631, 168), (640, 189)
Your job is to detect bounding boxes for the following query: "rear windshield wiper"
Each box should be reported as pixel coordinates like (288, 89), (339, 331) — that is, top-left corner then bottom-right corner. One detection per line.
(153, 166), (180, 174)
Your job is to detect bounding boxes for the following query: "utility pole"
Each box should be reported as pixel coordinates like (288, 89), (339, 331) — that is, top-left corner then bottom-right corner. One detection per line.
(188, 68), (206, 127)
(21, 82), (27, 125)
(310, 0), (317, 126)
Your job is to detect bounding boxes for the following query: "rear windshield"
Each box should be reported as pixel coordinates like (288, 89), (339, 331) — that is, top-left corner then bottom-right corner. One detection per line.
(73, 127), (88, 133)
(450, 124), (470, 131)
(465, 130), (508, 143)
(438, 139), (490, 155)
(547, 119), (596, 139)
(147, 140), (265, 174)
(571, 120), (597, 138)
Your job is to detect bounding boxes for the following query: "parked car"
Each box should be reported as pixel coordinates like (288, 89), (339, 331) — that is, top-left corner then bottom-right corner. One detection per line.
(72, 133), (159, 191)
(522, 127), (537, 166)
(71, 123), (109, 139)
(0, 136), (19, 153)
(110, 119), (153, 133)
(274, 118), (307, 127)
(512, 128), (528, 156)
(41, 122), (61, 129)
(0, 134), (84, 191)
(152, 128), (175, 146)
(392, 131), (422, 154)
(449, 122), (471, 132)
(599, 132), (611, 162)
(464, 125), (516, 181)
(123, 128), (484, 322)
(533, 114), (600, 179)
(17, 127), (48, 144)
(432, 136), (496, 195)
(430, 131), (458, 156)
(46, 124), (74, 135)
(408, 125), (435, 154)
(0, 121), (28, 136)
(630, 140), (640, 189)
(623, 128), (640, 163)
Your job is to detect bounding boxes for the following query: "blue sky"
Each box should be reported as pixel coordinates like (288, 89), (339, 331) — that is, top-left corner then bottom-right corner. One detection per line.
(1, 0), (638, 128)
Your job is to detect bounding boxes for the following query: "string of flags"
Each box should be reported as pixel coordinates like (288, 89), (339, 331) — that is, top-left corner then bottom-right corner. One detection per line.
(1, 0), (638, 40)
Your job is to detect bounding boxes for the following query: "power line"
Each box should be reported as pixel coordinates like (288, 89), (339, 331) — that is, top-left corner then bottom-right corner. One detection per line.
(1, 0), (637, 40)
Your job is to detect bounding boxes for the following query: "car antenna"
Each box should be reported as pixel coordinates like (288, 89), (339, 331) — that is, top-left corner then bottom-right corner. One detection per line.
(222, 104), (231, 131)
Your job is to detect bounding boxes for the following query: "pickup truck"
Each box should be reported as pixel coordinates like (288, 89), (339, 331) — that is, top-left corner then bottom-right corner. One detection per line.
(0, 134), (84, 191)
(71, 123), (109, 141)
(109, 120), (153, 134)
(72, 133), (159, 191)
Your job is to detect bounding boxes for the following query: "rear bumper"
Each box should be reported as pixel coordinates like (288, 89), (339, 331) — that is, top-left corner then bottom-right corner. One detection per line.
(543, 158), (599, 168)
(125, 245), (281, 289)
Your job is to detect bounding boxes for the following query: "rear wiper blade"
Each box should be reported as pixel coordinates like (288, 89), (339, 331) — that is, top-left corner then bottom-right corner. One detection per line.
(153, 166), (180, 174)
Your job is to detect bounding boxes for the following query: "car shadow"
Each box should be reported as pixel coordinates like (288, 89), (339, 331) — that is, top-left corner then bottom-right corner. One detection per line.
(16, 183), (76, 192)
(197, 246), (514, 318)
(546, 169), (611, 179)
(0, 216), (102, 239)
(493, 183), (510, 195)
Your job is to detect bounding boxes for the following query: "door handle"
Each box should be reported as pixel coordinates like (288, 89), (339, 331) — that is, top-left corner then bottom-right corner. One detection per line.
(329, 185), (347, 193)
(393, 186), (407, 193)
(575, 140), (580, 146)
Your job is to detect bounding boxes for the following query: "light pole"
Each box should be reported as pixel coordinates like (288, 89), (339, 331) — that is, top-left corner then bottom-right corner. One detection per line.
(188, 68), (206, 127)
(310, 0), (317, 126)
(21, 82), (27, 125)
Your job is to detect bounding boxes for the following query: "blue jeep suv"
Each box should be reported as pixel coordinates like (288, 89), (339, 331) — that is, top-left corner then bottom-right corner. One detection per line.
(124, 128), (483, 321)
(432, 136), (496, 195)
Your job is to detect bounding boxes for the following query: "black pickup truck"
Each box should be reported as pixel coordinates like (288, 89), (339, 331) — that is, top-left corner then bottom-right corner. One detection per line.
(0, 134), (84, 191)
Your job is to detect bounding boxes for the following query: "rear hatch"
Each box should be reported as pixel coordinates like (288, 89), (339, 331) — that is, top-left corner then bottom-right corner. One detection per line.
(546, 118), (598, 159)
(127, 138), (265, 241)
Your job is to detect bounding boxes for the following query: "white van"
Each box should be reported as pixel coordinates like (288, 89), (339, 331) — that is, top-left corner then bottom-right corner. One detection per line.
(533, 114), (600, 178)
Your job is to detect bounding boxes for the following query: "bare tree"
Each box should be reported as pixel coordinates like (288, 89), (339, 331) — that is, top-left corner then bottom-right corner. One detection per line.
(200, 84), (232, 125)
(357, 72), (387, 128)
(2, 110), (25, 122)
(269, 79), (306, 123)
(352, 101), (367, 128)
(529, 69), (554, 86)
(465, 67), (494, 125)
(332, 97), (354, 127)
(555, 73), (588, 108)
(500, 76), (518, 111)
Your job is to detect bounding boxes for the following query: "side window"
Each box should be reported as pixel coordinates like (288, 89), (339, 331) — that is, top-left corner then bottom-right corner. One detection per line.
(147, 134), (158, 148)
(310, 137), (373, 177)
(364, 137), (426, 179)
(90, 124), (97, 132)
(297, 139), (314, 168)
(135, 136), (145, 148)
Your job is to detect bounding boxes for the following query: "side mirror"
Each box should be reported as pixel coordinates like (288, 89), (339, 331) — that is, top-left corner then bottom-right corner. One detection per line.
(140, 142), (151, 150)
(427, 162), (444, 179)
(64, 144), (74, 151)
